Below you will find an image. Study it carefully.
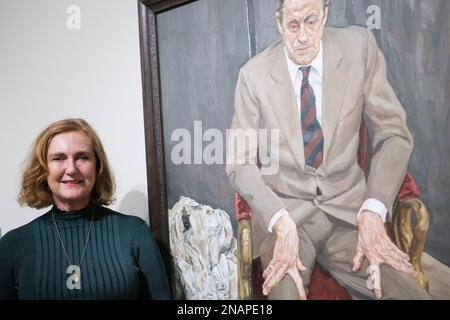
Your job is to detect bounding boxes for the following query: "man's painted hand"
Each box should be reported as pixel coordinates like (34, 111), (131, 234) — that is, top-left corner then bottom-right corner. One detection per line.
(262, 214), (307, 300)
(352, 210), (418, 299)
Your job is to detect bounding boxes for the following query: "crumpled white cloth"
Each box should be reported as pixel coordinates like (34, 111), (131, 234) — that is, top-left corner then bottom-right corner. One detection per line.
(169, 197), (237, 300)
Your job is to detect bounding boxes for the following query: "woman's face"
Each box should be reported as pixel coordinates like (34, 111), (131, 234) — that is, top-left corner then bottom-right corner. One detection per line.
(46, 131), (96, 211)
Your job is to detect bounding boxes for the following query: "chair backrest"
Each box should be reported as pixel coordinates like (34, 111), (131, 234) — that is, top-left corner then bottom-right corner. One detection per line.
(358, 119), (371, 176)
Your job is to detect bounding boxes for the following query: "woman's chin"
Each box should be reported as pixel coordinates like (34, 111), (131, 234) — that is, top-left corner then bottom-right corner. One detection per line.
(54, 193), (90, 206)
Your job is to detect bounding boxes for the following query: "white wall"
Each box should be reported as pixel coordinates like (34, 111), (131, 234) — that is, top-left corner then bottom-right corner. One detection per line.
(0, 0), (149, 237)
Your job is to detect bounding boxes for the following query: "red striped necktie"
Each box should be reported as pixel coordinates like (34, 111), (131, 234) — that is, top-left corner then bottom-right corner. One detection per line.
(300, 66), (324, 169)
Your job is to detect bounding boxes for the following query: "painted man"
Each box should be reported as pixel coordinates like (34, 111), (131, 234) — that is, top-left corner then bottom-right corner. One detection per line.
(227, 0), (430, 299)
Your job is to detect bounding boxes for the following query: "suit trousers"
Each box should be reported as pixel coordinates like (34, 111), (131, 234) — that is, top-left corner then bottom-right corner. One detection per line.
(259, 208), (431, 300)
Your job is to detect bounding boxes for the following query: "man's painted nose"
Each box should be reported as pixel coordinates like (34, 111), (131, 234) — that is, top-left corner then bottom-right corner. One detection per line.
(296, 25), (310, 43)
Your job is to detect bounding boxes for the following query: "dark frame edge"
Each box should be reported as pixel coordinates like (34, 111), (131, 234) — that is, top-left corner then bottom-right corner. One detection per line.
(137, 0), (196, 248)
(143, 0), (197, 13)
(138, 0), (165, 245)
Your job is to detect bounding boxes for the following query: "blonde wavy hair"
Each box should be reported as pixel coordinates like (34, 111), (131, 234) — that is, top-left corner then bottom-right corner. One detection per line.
(18, 118), (115, 208)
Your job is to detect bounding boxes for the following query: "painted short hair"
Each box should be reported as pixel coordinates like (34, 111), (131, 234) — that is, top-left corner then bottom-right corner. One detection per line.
(18, 118), (115, 208)
(278, 0), (330, 15)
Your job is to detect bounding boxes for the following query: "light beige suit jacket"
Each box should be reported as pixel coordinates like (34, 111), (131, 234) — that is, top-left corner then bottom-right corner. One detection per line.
(226, 26), (413, 255)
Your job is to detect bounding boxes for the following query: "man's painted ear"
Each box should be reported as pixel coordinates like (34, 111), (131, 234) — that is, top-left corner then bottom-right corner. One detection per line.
(276, 11), (283, 34)
(322, 7), (329, 27)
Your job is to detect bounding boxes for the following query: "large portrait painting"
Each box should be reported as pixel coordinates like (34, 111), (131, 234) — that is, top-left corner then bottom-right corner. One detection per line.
(138, 0), (450, 300)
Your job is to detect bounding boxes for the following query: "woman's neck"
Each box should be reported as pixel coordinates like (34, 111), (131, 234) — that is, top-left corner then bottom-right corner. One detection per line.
(53, 197), (91, 212)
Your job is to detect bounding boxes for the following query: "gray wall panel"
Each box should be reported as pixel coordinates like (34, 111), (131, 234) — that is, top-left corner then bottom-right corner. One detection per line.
(375, 0), (450, 265)
(157, 0), (250, 225)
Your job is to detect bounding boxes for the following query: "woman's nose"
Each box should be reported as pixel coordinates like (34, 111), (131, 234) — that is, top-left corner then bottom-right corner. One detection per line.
(65, 159), (79, 175)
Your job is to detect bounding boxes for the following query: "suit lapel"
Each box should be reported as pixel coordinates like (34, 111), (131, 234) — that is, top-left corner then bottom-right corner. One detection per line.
(266, 33), (349, 171)
(321, 31), (348, 170)
(267, 42), (305, 169)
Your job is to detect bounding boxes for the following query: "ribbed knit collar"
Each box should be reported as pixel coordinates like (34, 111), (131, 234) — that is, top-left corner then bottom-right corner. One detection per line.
(51, 201), (97, 222)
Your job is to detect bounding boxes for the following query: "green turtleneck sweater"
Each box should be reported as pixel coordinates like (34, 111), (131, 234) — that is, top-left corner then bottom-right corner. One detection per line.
(0, 203), (171, 300)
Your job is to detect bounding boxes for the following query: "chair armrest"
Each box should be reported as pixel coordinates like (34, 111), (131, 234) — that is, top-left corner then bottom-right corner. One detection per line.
(390, 176), (430, 292)
(238, 219), (253, 300)
(235, 193), (253, 299)
(390, 197), (429, 291)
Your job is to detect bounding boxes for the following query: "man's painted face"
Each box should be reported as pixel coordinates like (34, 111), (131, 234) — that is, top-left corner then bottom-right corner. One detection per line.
(277, 0), (328, 66)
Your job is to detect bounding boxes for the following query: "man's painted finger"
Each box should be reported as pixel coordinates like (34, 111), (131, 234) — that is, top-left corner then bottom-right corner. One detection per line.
(390, 245), (410, 261)
(399, 261), (418, 278)
(288, 269), (307, 300)
(398, 250), (410, 261)
(263, 260), (284, 278)
(263, 265), (288, 295)
(386, 256), (417, 277)
(263, 264), (274, 278)
(374, 288), (382, 299)
(262, 272), (277, 295)
(262, 277), (272, 296)
(264, 273), (283, 295)
(297, 259), (307, 272)
(352, 251), (365, 272)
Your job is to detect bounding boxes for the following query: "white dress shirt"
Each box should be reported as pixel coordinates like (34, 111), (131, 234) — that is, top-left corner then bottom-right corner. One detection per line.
(268, 44), (387, 233)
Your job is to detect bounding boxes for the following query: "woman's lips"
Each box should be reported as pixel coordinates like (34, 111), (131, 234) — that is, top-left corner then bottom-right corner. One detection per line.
(61, 180), (83, 186)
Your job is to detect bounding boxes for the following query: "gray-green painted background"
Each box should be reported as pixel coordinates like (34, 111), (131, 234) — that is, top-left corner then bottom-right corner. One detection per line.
(157, 0), (450, 266)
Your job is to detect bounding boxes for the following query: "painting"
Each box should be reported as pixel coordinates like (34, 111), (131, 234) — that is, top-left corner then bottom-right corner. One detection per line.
(138, 0), (450, 299)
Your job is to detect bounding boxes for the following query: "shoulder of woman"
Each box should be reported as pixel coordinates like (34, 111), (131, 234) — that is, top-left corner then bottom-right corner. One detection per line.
(0, 212), (49, 247)
(0, 224), (26, 249)
(97, 205), (148, 228)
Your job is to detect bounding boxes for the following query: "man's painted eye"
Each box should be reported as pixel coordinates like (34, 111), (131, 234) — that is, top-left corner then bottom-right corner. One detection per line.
(288, 22), (300, 32)
(305, 17), (319, 28)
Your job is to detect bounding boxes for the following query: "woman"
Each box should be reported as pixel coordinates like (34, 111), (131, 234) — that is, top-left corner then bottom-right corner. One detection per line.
(0, 119), (171, 299)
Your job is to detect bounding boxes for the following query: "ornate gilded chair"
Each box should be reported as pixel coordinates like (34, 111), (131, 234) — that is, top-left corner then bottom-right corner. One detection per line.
(235, 120), (430, 300)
